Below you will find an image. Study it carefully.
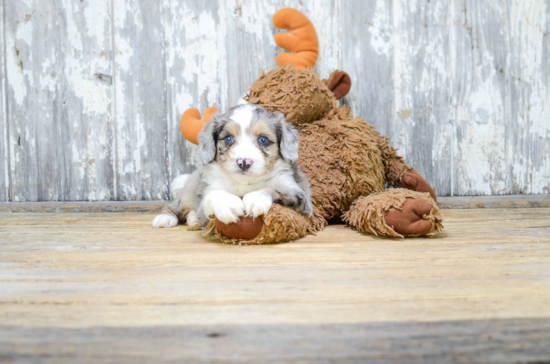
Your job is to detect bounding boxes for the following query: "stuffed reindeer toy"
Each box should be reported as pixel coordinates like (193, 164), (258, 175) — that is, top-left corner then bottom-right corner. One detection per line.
(164, 8), (443, 244)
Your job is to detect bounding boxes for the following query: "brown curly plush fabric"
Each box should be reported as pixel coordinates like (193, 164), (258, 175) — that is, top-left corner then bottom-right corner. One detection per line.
(296, 106), (386, 222)
(342, 189), (443, 238)
(376, 135), (414, 187)
(205, 204), (314, 245)
(246, 65), (336, 124)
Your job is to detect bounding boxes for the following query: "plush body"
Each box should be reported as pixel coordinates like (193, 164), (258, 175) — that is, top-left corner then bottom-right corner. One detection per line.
(232, 66), (443, 242)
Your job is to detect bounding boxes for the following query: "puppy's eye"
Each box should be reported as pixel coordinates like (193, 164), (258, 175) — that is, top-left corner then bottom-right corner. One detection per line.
(224, 135), (234, 144)
(258, 136), (269, 145)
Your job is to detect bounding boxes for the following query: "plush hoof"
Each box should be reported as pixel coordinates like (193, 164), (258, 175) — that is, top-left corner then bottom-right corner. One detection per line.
(384, 197), (433, 236)
(399, 171), (437, 202)
(215, 216), (264, 240)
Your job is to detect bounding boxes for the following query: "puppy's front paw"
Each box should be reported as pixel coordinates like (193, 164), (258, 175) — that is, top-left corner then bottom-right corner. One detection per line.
(204, 191), (245, 224)
(152, 213), (179, 228)
(243, 190), (273, 218)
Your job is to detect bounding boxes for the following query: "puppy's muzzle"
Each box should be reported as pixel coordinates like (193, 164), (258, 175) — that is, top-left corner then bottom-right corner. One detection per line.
(237, 158), (253, 172)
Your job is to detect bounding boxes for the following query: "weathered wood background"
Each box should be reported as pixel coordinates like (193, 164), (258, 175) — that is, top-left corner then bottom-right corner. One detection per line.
(1, 0), (549, 201)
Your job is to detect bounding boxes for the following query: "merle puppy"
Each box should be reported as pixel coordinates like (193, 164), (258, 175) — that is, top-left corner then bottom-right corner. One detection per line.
(153, 104), (312, 229)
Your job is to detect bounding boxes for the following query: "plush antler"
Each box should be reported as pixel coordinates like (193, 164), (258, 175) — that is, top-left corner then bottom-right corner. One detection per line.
(180, 107), (218, 145)
(273, 8), (319, 70)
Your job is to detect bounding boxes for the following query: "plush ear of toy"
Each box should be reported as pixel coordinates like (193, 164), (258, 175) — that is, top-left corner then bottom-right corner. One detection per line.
(180, 107), (218, 145)
(327, 71), (351, 99)
(273, 8), (319, 70)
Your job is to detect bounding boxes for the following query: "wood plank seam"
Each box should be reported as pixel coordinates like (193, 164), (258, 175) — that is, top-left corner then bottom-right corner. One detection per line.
(0, 194), (548, 213)
(1, 0), (10, 202)
(109, 0), (119, 201)
(160, 0), (170, 201)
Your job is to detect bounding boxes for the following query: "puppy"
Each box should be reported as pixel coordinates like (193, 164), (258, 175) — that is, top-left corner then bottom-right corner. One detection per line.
(152, 104), (313, 229)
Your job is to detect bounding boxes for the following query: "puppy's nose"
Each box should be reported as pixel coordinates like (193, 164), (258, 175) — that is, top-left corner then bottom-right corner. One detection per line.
(237, 158), (253, 171)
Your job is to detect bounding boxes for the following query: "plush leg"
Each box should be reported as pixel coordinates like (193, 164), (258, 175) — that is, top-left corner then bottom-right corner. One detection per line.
(205, 204), (323, 245)
(376, 136), (437, 202)
(342, 188), (443, 238)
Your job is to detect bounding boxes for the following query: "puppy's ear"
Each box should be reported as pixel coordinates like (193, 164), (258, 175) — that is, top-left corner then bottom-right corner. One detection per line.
(276, 114), (300, 163)
(198, 112), (223, 164)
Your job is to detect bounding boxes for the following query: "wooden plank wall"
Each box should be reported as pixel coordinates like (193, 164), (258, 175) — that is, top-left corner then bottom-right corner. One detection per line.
(1, 0), (549, 202)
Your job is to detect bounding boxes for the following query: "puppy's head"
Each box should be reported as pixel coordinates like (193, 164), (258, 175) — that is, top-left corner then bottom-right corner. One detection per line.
(198, 104), (299, 181)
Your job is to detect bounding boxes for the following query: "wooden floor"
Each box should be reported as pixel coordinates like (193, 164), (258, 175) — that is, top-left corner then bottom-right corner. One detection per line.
(1, 208), (550, 363)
